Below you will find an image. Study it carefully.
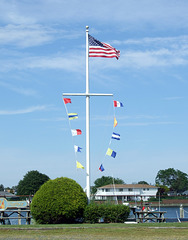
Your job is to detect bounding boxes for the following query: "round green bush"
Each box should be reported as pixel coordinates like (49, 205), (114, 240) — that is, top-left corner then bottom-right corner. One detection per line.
(31, 177), (87, 224)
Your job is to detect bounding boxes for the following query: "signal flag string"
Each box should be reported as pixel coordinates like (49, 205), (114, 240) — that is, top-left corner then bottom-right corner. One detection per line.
(98, 99), (124, 172)
(63, 97), (84, 170)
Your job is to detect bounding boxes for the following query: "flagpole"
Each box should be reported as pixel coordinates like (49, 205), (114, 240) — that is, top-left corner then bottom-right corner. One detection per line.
(85, 26), (90, 201)
(63, 26), (113, 202)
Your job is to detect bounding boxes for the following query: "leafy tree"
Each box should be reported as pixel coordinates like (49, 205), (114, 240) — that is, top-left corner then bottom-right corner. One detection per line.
(31, 177), (87, 224)
(16, 170), (50, 195)
(155, 168), (188, 193)
(156, 185), (169, 197)
(0, 184), (4, 191)
(138, 181), (149, 185)
(91, 176), (125, 195)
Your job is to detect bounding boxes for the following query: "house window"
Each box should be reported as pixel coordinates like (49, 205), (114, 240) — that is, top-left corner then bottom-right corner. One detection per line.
(128, 188), (133, 192)
(119, 188), (123, 192)
(105, 189), (110, 192)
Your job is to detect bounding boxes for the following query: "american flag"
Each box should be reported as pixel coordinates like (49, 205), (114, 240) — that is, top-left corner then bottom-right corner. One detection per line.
(88, 34), (120, 60)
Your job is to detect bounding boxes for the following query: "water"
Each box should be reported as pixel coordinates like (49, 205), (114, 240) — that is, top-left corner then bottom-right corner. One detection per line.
(2, 210), (30, 225)
(160, 206), (188, 219)
(3, 206), (188, 225)
(129, 206), (188, 222)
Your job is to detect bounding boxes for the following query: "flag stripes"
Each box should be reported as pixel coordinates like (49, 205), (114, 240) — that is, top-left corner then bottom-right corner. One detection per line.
(88, 34), (120, 59)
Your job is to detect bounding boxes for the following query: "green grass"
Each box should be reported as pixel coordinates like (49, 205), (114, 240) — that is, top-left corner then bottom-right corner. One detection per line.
(0, 223), (188, 239)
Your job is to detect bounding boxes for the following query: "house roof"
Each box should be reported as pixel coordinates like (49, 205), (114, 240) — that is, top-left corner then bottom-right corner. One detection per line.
(0, 191), (17, 198)
(98, 184), (158, 189)
(183, 190), (188, 195)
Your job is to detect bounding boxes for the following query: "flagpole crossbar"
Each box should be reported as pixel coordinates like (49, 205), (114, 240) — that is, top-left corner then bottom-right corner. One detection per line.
(62, 26), (115, 202)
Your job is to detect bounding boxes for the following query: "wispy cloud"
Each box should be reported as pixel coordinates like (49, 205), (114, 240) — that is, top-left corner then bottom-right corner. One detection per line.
(1, 0), (188, 30)
(0, 81), (37, 96)
(0, 105), (53, 115)
(110, 35), (188, 68)
(121, 121), (179, 126)
(92, 114), (179, 127)
(0, 24), (81, 48)
(0, 54), (85, 73)
(38, 117), (66, 122)
(0, 24), (55, 48)
(113, 35), (188, 48)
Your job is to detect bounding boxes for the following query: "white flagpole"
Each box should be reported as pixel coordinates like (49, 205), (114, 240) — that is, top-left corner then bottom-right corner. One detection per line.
(85, 26), (90, 200)
(62, 26), (113, 202)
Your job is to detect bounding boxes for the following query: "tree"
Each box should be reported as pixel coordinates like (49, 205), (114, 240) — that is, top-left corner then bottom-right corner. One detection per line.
(16, 170), (50, 195)
(155, 168), (188, 193)
(156, 185), (169, 197)
(31, 177), (87, 224)
(138, 181), (149, 185)
(0, 184), (4, 191)
(91, 176), (125, 195)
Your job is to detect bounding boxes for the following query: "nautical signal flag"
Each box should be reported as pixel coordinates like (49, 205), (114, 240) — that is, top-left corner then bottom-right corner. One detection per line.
(63, 98), (71, 104)
(74, 145), (82, 153)
(114, 117), (118, 128)
(71, 129), (82, 136)
(106, 148), (116, 158)
(76, 161), (84, 169)
(68, 113), (78, 120)
(111, 132), (120, 140)
(99, 164), (105, 172)
(88, 34), (120, 60)
(114, 100), (123, 107)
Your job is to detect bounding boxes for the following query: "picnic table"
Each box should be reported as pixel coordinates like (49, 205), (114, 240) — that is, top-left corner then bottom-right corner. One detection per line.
(134, 210), (166, 223)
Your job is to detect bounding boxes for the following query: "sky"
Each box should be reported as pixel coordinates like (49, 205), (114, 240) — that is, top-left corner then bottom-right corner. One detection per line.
(0, 0), (188, 190)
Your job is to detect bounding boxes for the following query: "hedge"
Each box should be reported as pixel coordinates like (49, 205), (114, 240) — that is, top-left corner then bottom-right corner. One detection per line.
(84, 203), (130, 223)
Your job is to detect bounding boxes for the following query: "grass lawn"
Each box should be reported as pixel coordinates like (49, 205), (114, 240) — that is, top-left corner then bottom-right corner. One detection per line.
(0, 223), (188, 239)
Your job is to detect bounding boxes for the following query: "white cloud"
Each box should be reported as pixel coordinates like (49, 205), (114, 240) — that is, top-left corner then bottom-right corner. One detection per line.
(0, 24), (82, 48)
(1, 0), (188, 30)
(121, 121), (179, 126)
(0, 81), (37, 96)
(0, 32), (188, 72)
(113, 36), (188, 47)
(38, 117), (66, 122)
(0, 105), (53, 115)
(0, 24), (55, 47)
(0, 53), (85, 73)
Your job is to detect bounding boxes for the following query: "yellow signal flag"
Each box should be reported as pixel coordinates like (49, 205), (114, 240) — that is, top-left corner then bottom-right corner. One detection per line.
(76, 161), (84, 169)
(114, 117), (118, 127)
(68, 113), (78, 120)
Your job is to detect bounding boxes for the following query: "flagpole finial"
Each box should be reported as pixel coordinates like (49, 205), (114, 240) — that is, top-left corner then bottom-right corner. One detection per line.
(86, 26), (89, 31)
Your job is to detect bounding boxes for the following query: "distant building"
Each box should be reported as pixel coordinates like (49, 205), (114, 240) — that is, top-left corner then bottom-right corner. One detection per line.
(95, 184), (158, 202)
(182, 190), (188, 195)
(167, 191), (177, 196)
(0, 191), (17, 199)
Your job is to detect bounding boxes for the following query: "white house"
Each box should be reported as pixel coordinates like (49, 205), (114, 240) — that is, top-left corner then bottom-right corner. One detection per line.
(95, 184), (158, 202)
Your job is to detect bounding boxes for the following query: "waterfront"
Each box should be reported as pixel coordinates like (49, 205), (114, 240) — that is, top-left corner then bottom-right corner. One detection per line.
(128, 205), (188, 222)
(160, 206), (188, 219)
(2, 206), (188, 225)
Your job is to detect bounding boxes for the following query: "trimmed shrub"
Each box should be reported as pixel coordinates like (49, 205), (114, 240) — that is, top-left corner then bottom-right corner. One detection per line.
(31, 177), (87, 224)
(84, 203), (130, 223)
